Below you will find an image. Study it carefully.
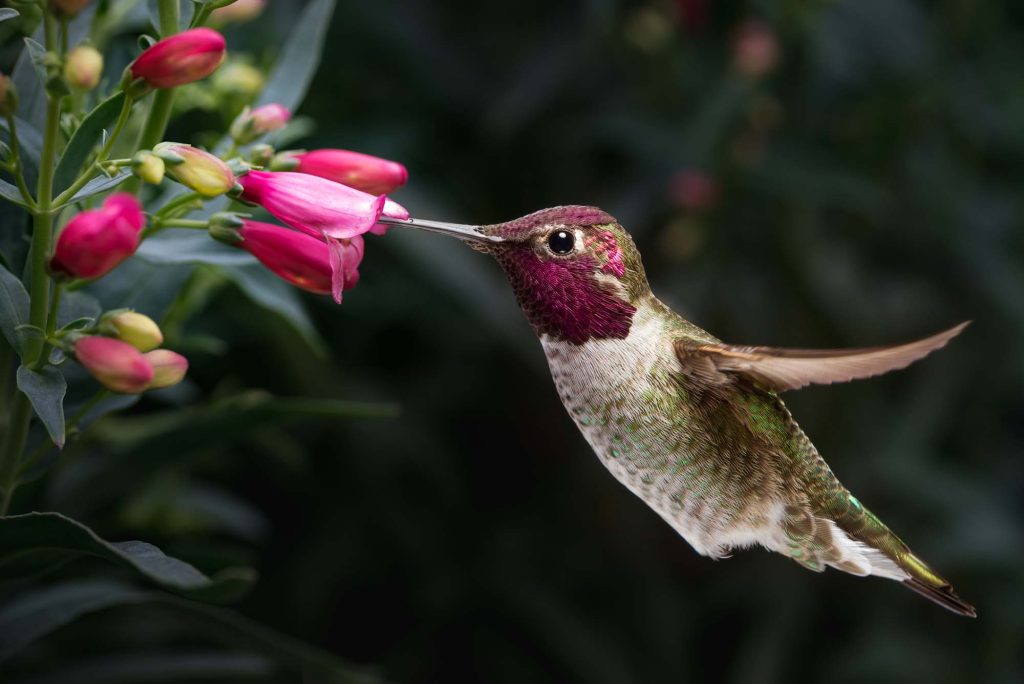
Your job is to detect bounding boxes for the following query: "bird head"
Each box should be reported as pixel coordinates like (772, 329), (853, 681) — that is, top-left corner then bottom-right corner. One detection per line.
(384, 206), (649, 345)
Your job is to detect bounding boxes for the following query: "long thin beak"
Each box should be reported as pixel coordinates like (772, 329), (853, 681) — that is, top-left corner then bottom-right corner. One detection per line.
(377, 216), (504, 243)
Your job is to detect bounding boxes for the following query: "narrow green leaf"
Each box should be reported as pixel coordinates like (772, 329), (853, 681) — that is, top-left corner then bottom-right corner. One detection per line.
(54, 93), (128, 194)
(0, 178), (29, 207)
(16, 365), (67, 448)
(0, 261), (30, 355)
(221, 263), (326, 354)
(0, 512), (256, 602)
(256, 0), (337, 111)
(67, 169), (132, 204)
(20, 37), (48, 91)
(0, 580), (384, 681)
(0, 8), (19, 21)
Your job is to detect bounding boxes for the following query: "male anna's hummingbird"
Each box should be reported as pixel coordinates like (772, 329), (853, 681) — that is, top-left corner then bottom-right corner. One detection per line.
(382, 206), (975, 617)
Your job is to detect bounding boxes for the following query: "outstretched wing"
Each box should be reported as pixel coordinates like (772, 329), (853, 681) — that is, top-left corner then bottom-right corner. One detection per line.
(674, 322), (968, 392)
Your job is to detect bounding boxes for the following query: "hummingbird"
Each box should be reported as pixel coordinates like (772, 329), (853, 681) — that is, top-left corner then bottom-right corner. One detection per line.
(381, 206), (975, 617)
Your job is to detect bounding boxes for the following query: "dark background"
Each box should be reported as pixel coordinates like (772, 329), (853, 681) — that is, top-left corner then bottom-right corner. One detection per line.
(7, 0), (1024, 682)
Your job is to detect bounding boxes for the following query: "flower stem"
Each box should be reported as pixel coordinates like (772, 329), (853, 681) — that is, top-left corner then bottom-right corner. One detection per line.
(123, 0), (180, 195)
(31, 283), (63, 371)
(1, 10), (65, 515)
(152, 190), (203, 219)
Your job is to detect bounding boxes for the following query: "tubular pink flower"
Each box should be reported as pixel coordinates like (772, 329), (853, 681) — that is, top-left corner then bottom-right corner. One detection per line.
(293, 149), (409, 195)
(74, 336), (154, 394)
(50, 193), (144, 279)
(235, 221), (363, 303)
(144, 349), (189, 389)
(237, 171), (384, 240)
(369, 197), (410, 236)
(130, 28), (226, 89)
(230, 103), (290, 143)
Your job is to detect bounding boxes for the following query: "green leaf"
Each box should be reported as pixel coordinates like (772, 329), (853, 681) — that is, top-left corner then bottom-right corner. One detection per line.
(0, 8), (19, 22)
(0, 261), (30, 355)
(0, 178), (30, 207)
(20, 37), (48, 92)
(54, 93), (128, 195)
(0, 512), (256, 602)
(57, 290), (102, 328)
(135, 228), (256, 267)
(0, 579), (383, 681)
(12, 651), (275, 684)
(221, 263), (326, 354)
(67, 169), (132, 204)
(16, 365), (66, 448)
(256, 0), (337, 111)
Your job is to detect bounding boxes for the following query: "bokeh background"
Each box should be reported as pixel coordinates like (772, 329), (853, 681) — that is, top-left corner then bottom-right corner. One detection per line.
(4, 0), (1024, 682)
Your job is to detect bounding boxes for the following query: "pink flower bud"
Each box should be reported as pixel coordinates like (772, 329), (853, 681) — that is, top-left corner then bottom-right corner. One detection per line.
(229, 103), (291, 144)
(48, 0), (90, 17)
(130, 28), (226, 89)
(0, 72), (17, 118)
(236, 220), (363, 302)
(292, 149), (409, 195)
(50, 193), (144, 279)
(74, 336), (154, 394)
(732, 20), (779, 79)
(238, 171), (385, 241)
(143, 349), (189, 389)
(669, 170), (719, 212)
(154, 142), (235, 196)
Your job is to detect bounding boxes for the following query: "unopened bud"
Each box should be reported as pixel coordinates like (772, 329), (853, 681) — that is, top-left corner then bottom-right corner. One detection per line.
(210, 0), (266, 25)
(143, 349), (188, 389)
(211, 60), (264, 98)
(0, 73), (17, 117)
(154, 142), (235, 197)
(269, 151), (300, 172)
(101, 310), (163, 352)
(132, 150), (165, 184)
(74, 336), (154, 394)
(248, 143), (274, 167)
(229, 103), (291, 144)
(48, 0), (90, 18)
(64, 45), (103, 91)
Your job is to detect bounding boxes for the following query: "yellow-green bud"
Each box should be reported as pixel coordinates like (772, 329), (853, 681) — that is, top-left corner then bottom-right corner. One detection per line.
(132, 150), (166, 185)
(144, 349), (188, 389)
(64, 45), (103, 91)
(211, 60), (264, 98)
(154, 142), (236, 197)
(102, 310), (164, 352)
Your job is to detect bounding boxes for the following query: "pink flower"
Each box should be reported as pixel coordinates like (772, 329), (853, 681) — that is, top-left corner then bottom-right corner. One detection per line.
(144, 349), (189, 389)
(237, 170), (385, 240)
(74, 336), (154, 394)
(236, 220), (362, 303)
(669, 170), (719, 211)
(292, 149), (409, 195)
(130, 28), (226, 89)
(732, 20), (779, 79)
(50, 193), (144, 279)
(230, 103), (290, 143)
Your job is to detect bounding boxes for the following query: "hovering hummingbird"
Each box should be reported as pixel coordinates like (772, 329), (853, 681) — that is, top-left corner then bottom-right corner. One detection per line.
(381, 206), (975, 617)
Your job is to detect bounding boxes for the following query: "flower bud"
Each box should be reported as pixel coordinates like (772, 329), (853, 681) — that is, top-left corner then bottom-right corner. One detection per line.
(154, 142), (235, 196)
(74, 336), (154, 394)
(132, 150), (166, 184)
(101, 310), (163, 352)
(143, 349), (188, 389)
(732, 20), (779, 79)
(292, 149), (409, 196)
(129, 28), (226, 89)
(64, 45), (103, 92)
(669, 170), (719, 212)
(236, 220), (363, 303)
(50, 193), (144, 280)
(229, 103), (291, 144)
(237, 170), (385, 240)
(211, 0), (266, 25)
(211, 60), (264, 98)
(0, 73), (17, 118)
(49, 0), (90, 17)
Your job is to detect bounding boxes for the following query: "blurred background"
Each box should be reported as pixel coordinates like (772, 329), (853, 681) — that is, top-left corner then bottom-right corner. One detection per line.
(4, 0), (1024, 682)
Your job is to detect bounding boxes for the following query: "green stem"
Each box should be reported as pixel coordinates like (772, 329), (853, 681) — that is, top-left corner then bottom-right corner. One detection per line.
(31, 283), (63, 371)
(1, 9), (65, 516)
(0, 337), (13, 416)
(52, 94), (135, 207)
(4, 114), (36, 208)
(142, 217), (209, 239)
(152, 190), (203, 219)
(123, 0), (180, 194)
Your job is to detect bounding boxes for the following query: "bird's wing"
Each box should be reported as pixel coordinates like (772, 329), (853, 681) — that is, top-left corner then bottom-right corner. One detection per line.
(673, 322), (968, 392)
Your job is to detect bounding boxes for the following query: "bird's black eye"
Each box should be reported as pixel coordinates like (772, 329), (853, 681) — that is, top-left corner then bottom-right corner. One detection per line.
(547, 230), (575, 255)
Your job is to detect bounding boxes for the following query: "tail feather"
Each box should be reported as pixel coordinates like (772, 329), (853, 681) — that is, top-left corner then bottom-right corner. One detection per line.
(903, 577), (977, 617)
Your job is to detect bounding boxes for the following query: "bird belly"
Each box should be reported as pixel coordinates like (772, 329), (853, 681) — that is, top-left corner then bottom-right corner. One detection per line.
(541, 312), (776, 557)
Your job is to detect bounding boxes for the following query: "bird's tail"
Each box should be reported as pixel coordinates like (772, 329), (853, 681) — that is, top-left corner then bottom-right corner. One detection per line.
(831, 500), (977, 617)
